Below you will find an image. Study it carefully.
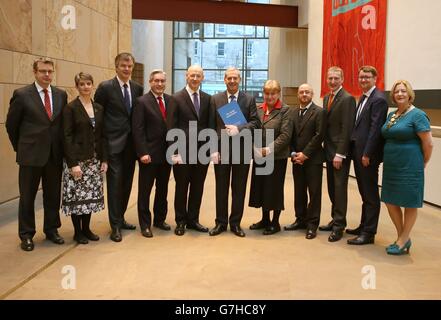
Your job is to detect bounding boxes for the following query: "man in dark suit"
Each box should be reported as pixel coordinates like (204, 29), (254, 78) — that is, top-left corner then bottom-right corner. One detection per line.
(209, 67), (260, 238)
(168, 65), (211, 236)
(319, 66), (356, 242)
(132, 69), (172, 238)
(94, 52), (143, 242)
(347, 66), (388, 245)
(285, 84), (326, 240)
(6, 57), (67, 251)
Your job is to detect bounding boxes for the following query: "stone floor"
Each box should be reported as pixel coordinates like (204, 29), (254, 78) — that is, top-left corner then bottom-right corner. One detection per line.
(1, 163), (440, 300)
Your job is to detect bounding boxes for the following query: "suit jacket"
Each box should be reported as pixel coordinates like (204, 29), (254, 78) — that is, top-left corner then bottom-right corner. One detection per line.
(256, 103), (293, 159)
(351, 87), (388, 165)
(291, 103), (326, 165)
(323, 88), (356, 161)
(6, 83), (68, 166)
(94, 77), (143, 154)
(167, 88), (211, 162)
(132, 91), (173, 164)
(62, 97), (108, 168)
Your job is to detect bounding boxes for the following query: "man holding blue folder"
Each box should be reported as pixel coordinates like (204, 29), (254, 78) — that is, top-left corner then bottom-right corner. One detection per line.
(209, 67), (260, 237)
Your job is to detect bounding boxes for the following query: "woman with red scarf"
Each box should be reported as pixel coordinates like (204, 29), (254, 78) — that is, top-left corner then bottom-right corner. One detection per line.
(248, 80), (294, 235)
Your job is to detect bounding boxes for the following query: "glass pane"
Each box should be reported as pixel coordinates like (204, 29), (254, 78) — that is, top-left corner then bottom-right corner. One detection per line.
(173, 70), (187, 93)
(173, 22), (179, 37)
(265, 27), (269, 38)
(204, 23), (214, 38)
(245, 39), (268, 69)
(192, 23), (201, 38)
(215, 24), (248, 38)
(178, 22), (192, 38)
(256, 26), (265, 38)
(200, 70), (228, 96)
(174, 39), (199, 69)
(247, 0), (270, 3)
(245, 71), (267, 103)
(198, 39), (244, 69)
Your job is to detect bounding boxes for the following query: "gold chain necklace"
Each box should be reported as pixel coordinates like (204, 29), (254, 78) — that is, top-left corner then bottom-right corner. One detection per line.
(386, 106), (410, 129)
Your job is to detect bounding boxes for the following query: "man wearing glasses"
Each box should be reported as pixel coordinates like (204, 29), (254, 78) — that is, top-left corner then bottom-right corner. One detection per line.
(346, 66), (388, 245)
(6, 57), (68, 251)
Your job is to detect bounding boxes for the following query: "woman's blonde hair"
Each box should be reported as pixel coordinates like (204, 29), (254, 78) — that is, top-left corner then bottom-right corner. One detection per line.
(390, 80), (415, 104)
(263, 79), (281, 93)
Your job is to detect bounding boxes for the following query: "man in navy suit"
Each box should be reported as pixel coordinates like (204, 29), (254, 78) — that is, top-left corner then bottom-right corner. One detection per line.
(168, 65), (211, 236)
(6, 57), (68, 251)
(347, 66), (388, 245)
(94, 53), (144, 242)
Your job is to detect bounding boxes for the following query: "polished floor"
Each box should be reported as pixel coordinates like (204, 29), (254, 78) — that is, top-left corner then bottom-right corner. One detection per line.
(0, 163), (440, 300)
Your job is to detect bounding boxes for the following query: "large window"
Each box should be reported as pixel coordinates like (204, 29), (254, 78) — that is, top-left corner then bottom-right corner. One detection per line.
(172, 22), (269, 102)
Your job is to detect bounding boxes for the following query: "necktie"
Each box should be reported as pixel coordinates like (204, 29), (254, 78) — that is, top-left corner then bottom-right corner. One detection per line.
(327, 93), (334, 112)
(42, 89), (52, 119)
(157, 96), (166, 120)
(356, 94), (367, 121)
(192, 92), (200, 116)
(300, 108), (307, 120)
(230, 95), (236, 103)
(123, 83), (131, 114)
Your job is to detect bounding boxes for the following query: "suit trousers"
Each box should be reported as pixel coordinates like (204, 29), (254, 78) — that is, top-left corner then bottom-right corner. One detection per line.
(326, 159), (350, 231)
(137, 162), (171, 230)
(293, 162), (323, 230)
(173, 164), (209, 225)
(18, 154), (62, 239)
(352, 149), (381, 235)
(106, 141), (137, 229)
(214, 163), (250, 227)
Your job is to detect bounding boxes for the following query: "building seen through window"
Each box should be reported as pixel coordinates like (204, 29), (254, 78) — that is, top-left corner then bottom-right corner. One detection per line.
(173, 21), (269, 102)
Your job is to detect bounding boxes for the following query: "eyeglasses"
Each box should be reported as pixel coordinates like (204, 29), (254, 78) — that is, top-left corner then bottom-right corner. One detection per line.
(152, 79), (166, 83)
(37, 70), (54, 75)
(358, 76), (373, 80)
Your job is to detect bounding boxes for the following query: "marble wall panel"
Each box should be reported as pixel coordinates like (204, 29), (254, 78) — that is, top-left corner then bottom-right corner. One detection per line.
(32, 0), (47, 56)
(118, 0), (132, 27)
(0, 0), (32, 52)
(12, 52), (38, 85)
(0, 49), (14, 83)
(118, 23), (132, 55)
(55, 59), (81, 88)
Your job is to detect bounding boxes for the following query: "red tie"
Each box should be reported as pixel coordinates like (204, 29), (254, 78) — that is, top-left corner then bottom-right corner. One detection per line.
(43, 89), (52, 119)
(157, 96), (166, 120)
(327, 92), (334, 112)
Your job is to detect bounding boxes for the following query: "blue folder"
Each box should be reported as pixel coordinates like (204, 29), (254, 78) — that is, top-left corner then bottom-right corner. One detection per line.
(217, 101), (247, 126)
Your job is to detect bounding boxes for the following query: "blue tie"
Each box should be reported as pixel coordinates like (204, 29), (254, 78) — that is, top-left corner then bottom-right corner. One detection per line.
(230, 95), (236, 103)
(193, 92), (200, 116)
(123, 83), (131, 114)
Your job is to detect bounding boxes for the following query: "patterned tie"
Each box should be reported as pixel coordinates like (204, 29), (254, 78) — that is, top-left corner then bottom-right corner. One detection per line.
(192, 92), (200, 116)
(230, 95), (236, 103)
(123, 83), (131, 114)
(157, 96), (166, 120)
(42, 89), (52, 119)
(327, 92), (334, 112)
(356, 94), (367, 121)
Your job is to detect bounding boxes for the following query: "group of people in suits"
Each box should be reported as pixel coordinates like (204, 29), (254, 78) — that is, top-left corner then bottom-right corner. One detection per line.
(6, 54), (433, 256)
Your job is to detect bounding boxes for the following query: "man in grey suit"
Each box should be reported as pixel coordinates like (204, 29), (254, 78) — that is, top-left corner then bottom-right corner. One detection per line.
(285, 84), (326, 240)
(6, 57), (68, 251)
(319, 66), (356, 242)
(168, 65), (211, 236)
(94, 52), (144, 242)
(209, 67), (260, 238)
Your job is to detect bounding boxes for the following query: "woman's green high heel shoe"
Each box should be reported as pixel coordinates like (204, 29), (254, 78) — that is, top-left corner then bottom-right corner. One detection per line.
(386, 239), (411, 255)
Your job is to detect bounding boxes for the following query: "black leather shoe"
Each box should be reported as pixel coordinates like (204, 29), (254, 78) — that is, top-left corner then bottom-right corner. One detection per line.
(46, 232), (65, 244)
(284, 220), (307, 231)
(319, 221), (334, 232)
(263, 224), (281, 235)
(20, 238), (34, 251)
(187, 222), (209, 232)
(328, 230), (343, 242)
(110, 228), (122, 242)
(141, 227), (153, 238)
(209, 224), (227, 236)
(153, 221), (171, 231)
(346, 226), (362, 235)
(82, 229), (99, 241)
(230, 225), (246, 238)
(175, 223), (186, 236)
(121, 221), (136, 230)
(249, 220), (270, 230)
(347, 233), (375, 245)
(74, 233), (89, 244)
(305, 229), (317, 240)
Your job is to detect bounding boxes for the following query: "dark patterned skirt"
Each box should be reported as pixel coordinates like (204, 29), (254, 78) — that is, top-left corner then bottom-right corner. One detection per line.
(62, 157), (104, 216)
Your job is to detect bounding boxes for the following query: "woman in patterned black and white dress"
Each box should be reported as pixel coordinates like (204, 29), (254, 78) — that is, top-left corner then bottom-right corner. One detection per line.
(62, 72), (108, 244)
